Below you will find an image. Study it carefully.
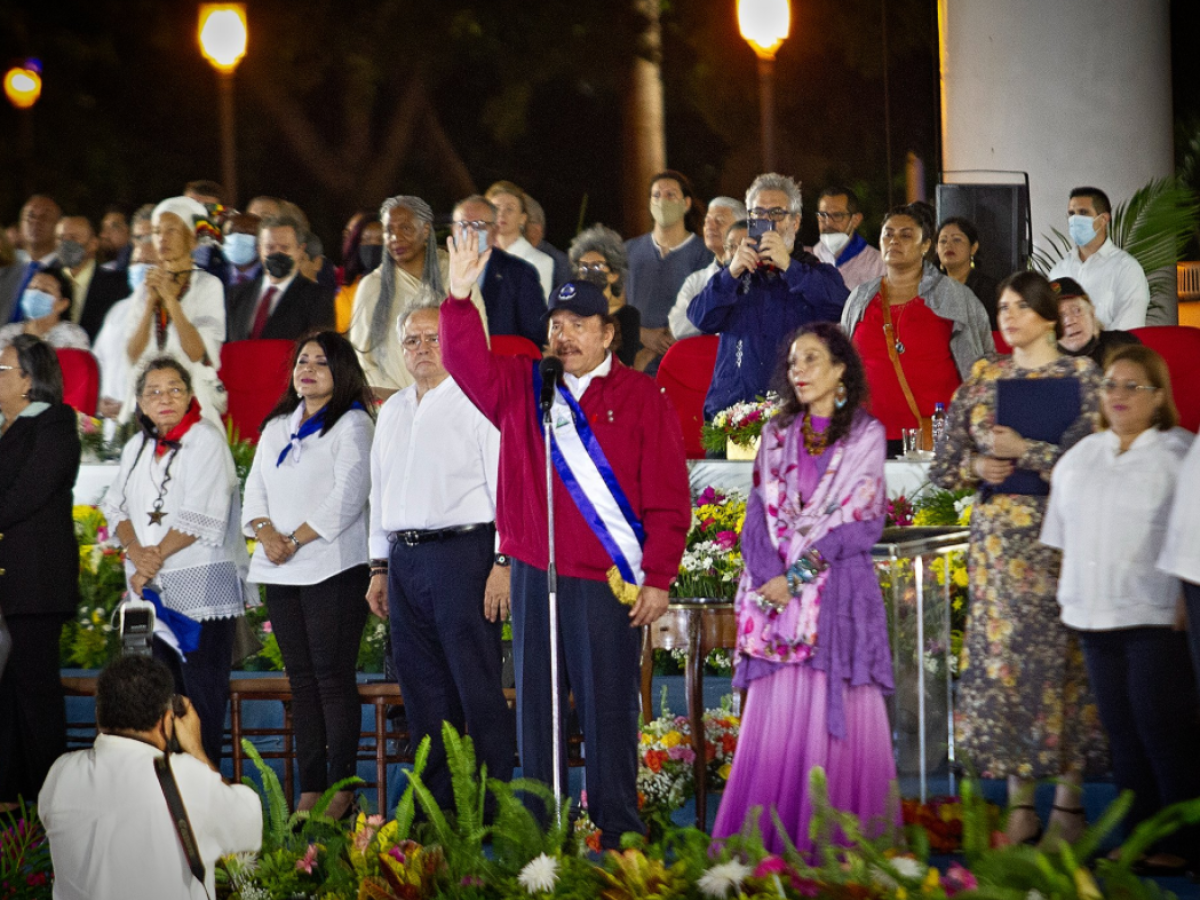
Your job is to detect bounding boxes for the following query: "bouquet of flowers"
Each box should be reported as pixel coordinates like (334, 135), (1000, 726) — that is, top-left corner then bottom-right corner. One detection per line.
(637, 702), (696, 835)
(62, 507), (125, 669)
(76, 411), (110, 461)
(702, 699), (740, 792)
(672, 487), (746, 600)
(700, 393), (783, 453)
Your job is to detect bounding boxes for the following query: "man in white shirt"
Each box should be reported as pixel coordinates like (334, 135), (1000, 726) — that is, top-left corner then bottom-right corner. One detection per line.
(365, 302), (514, 812)
(40, 655), (261, 900)
(808, 185), (885, 291)
(1048, 186), (1150, 330)
(668, 196), (747, 340)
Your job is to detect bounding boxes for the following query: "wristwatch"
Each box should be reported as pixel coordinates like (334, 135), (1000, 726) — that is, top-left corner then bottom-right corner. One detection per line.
(287, 532), (301, 549)
(494, 553), (511, 567)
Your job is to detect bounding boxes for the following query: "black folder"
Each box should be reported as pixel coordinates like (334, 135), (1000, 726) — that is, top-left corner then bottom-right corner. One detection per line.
(993, 377), (1082, 496)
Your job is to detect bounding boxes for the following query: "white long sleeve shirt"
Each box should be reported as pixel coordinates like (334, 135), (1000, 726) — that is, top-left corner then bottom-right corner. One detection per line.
(668, 258), (719, 340)
(243, 406), (374, 584)
(1159, 430), (1200, 584)
(369, 376), (499, 559)
(1041, 426), (1193, 630)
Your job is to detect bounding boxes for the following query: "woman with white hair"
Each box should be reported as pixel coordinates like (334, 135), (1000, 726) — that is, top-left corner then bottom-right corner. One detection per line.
(124, 196), (227, 425)
(348, 195), (488, 400)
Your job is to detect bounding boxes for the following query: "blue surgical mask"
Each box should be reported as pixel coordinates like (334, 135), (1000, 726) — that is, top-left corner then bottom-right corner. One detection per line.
(21, 288), (57, 320)
(127, 263), (150, 292)
(224, 232), (258, 267)
(1068, 214), (1098, 247)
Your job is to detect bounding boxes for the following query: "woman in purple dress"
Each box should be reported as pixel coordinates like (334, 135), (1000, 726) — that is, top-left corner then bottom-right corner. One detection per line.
(713, 321), (897, 854)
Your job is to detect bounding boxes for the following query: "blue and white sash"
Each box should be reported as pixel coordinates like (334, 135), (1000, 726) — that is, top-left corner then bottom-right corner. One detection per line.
(532, 364), (646, 585)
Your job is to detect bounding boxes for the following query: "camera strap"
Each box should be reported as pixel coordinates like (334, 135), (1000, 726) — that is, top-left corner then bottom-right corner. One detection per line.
(154, 752), (206, 886)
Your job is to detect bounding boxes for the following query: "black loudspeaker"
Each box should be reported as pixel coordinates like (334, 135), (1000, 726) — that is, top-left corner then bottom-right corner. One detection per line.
(935, 181), (1031, 286)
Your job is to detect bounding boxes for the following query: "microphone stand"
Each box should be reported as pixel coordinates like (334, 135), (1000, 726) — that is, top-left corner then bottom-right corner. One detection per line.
(541, 401), (564, 815)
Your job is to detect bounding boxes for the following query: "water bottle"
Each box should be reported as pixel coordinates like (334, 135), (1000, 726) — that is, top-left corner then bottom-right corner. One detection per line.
(931, 402), (947, 451)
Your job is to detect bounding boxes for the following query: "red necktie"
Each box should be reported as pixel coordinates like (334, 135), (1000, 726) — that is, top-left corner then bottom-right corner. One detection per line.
(250, 286), (278, 340)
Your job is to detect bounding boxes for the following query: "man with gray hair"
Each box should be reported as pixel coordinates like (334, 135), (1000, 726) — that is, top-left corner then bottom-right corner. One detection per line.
(225, 214), (334, 342)
(667, 196), (747, 340)
(348, 195), (488, 399)
(365, 298), (514, 814)
(523, 195), (571, 291)
(688, 173), (848, 420)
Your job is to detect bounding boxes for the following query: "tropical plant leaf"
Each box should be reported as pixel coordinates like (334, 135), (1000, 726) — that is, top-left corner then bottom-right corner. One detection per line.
(240, 738), (290, 849)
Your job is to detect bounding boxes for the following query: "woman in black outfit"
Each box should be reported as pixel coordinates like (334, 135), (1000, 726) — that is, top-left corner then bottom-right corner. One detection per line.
(936, 216), (1000, 329)
(568, 224), (650, 370)
(0, 335), (81, 808)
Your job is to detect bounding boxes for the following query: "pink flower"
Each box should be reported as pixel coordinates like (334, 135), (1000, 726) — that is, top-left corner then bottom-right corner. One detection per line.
(296, 843), (319, 874)
(261, 621), (273, 634)
(942, 862), (978, 894)
(97, 525), (110, 542)
(388, 845), (407, 863)
(579, 789), (589, 809)
(715, 530), (738, 550)
(667, 746), (695, 762)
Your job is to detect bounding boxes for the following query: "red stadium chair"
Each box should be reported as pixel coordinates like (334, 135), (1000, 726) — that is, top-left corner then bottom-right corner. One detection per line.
(490, 334), (542, 359)
(656, 335), (719, 459)
(220, 339), (296, 443)
(1130, 325), (1200, 433)
(991, 330), (1012, 355)
(55, 348), (100, 416)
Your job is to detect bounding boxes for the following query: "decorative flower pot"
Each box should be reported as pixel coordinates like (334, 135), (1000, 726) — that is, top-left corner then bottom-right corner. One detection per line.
(725, 437), (759, 460)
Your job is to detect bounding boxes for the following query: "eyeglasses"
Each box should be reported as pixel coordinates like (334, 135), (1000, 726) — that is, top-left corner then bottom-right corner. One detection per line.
(0, 365), (19, 373)
(815, 211), (850, 222)
(578, 261), (610, 274)
(455, 220), (493, 231)
(141, 386), (188, 400)
(749, 207), (791, 222)
(401, 334), (440, 350)
(1100, 379), (1159, 395)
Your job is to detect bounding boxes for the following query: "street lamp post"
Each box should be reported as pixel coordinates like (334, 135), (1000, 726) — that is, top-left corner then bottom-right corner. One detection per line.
(737, 0), (790, 172)
(198, 3), (248, 206)
(4, 61), (43, 197)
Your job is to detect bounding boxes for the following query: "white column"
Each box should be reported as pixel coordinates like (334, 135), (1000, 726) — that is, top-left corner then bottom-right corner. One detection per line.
(938, 0), (1174, 315)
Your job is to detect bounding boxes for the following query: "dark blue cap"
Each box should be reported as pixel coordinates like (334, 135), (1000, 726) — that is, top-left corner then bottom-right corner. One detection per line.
(543, 280), (608, 322)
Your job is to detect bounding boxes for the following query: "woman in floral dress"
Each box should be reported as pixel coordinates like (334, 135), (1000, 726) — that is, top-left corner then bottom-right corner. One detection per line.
(931, 271), (1106, 847)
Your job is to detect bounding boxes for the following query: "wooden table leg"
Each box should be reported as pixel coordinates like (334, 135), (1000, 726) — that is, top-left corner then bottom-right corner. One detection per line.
(639, 626), (654, 722)
(375, 697), (387, 816)
(685, 612), (707, 831)
(230, 690), (243, 782)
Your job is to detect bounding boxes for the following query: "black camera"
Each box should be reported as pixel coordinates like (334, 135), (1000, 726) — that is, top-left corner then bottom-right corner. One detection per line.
(119, 599), (156, 657)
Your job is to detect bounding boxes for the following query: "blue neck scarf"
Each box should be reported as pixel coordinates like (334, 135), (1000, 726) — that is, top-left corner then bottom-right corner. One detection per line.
(276, 401), (365, 466)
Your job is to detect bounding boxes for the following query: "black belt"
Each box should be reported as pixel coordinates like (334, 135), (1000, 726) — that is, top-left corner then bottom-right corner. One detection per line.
(388, 522), (492, 547)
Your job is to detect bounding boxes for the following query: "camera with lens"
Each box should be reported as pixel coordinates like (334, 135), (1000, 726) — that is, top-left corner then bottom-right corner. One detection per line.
(118, 598), (156, 657)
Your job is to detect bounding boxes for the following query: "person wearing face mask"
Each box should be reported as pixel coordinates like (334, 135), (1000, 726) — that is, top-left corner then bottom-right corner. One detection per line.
(1048, 186), (1150, 330)
(1052, 277), (1140, 369)
(93, 210), (158, 420)
(689, 173), (849, 421)
(0, 266), (90, 351)
(624, 170), (713, 367)
(221, 213), (263, 291)
(225, 215), (335, 343)
(54, 215), (130, 341)
(569, 224), (648, 369)
(808, 186), (885, 292)
(335, 210), (382, 332)
(667, 197), (747, 341)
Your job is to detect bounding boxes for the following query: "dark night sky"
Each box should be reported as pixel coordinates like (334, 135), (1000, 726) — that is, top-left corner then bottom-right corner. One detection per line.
(0, 0), (1194, 253)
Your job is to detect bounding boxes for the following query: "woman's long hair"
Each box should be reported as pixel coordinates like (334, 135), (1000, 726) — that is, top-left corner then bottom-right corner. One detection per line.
(261, 331), (376, 434)
(10, 333), (63, 404)
(772, 321), (869, 447)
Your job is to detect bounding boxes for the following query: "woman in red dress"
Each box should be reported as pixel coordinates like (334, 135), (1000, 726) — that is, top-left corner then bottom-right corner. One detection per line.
(840, 204), (993, 452)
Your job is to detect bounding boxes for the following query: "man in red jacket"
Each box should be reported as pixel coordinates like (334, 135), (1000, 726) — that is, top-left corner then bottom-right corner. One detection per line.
(440, 229), (690, 848)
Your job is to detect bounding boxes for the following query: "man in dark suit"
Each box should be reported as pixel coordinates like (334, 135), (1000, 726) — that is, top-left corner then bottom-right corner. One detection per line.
(2, 194), (61, 326)
(525, 195), (572, 292)
(451, 195), (545, 348)
(225, 214), (335, 342)
(54, 215), (131, 341)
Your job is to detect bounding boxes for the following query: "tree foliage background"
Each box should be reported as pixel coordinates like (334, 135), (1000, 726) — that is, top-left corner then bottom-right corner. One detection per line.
(3, 0), (1191, 253)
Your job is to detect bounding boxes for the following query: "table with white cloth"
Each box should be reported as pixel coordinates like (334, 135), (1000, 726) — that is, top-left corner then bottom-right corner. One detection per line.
(688, 457), (933, 499)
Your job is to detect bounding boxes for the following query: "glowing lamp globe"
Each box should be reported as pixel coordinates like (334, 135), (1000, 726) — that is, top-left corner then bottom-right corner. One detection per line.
(737, 0), (791, 59)
(4, 67), (42, 110)
(198, 4), (248, 73)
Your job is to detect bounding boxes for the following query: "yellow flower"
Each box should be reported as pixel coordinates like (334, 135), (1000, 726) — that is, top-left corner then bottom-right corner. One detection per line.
(922, 867), (941, 892)
(718, 762), (732, 780)
(661, 731), (683, 748)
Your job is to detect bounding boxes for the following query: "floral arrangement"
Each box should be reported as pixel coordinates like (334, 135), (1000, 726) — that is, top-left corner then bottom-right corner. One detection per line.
(672, 487), (747, 601)
(700, 393), (783, 453)
(900, 796), (999, 855)
(61, 507), (125, 668)
(6, 734), (1197, 900)
(75, 411), (112, 462)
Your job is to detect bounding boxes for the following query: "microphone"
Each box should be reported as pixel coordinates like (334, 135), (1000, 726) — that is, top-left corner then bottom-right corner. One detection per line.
(539, 357), (564, 412)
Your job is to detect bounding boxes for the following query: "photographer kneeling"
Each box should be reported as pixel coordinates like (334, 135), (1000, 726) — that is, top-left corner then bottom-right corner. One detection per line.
(39, 655), (261, 900)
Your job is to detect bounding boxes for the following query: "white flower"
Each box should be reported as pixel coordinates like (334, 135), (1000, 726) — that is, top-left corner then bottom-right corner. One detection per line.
(1027, 892), (1048, 900)
(697, 860), (753, 898)
(518, 853), (560, 894)
(872, 855), (925, 887)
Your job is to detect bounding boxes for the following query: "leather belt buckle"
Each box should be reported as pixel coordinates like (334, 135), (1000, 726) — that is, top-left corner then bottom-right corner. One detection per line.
(399, 530), (421, 547)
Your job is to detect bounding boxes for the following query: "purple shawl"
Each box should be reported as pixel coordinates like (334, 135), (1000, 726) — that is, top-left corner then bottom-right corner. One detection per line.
(736, 409), (893, 738)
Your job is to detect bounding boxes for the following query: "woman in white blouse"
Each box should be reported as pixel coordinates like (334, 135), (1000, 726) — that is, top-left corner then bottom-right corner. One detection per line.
(104, 357), (248, 763)
(123, 196), (227, 425)
(243, 331), (375, 820)
(1041, 345), (1200, 873)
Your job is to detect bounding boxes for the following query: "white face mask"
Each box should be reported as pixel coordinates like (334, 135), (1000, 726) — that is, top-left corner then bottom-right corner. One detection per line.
(819, 232), (851, 256)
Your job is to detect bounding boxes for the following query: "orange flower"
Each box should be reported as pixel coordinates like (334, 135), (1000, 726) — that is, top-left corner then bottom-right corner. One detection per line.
(644, 749), (667, 773)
